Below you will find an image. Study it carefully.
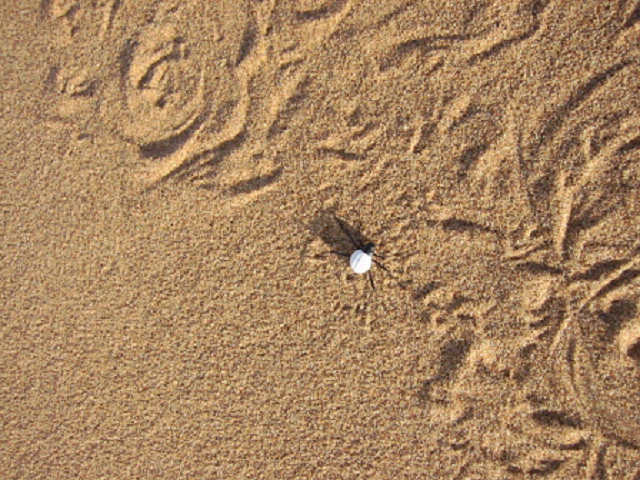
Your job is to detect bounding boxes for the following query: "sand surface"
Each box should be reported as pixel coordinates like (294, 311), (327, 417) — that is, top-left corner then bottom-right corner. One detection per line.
(2, 1), (640, 478)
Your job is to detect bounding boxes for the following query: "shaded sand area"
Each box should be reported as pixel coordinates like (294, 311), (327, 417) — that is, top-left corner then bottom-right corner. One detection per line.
(2, 1), (640, 478)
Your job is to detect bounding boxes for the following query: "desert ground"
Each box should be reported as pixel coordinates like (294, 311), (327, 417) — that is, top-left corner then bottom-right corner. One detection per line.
(2, 1), (640, 478)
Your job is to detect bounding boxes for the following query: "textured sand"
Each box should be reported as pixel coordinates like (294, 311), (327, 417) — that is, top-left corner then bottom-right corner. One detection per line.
(2, 1), (640, 478)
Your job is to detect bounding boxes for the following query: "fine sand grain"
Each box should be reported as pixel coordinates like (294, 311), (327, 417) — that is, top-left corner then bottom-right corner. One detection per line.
(2, 1), (640, 478)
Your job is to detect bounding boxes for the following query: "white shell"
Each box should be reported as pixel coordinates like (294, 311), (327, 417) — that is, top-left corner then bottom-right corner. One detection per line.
(350, 249), (372, 274)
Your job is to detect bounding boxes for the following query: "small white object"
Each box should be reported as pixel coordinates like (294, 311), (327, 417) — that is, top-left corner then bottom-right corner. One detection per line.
(350, 249), (372, 274)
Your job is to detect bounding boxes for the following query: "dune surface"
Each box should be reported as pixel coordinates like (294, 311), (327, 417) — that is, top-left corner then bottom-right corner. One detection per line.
(2, 1), (640, 478)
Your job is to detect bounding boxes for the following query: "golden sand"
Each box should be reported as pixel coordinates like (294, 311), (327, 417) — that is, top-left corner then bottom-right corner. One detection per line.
(2, 1), (640, 478)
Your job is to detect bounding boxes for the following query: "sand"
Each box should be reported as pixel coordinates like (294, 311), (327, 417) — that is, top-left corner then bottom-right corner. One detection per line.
(2, 1), (640, 478)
